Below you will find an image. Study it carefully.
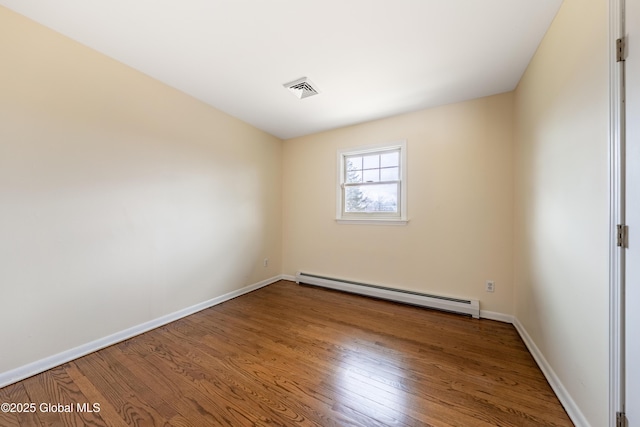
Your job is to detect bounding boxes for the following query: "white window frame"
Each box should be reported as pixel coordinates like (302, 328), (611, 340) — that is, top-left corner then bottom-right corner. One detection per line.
(336, 140), (408, 225)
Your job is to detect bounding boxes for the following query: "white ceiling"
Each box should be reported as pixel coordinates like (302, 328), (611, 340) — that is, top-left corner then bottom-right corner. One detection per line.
(0, 0), (563, 139)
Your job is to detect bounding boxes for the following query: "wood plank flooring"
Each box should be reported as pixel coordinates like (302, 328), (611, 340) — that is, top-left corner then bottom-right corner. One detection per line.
(0, 280), (573, 426)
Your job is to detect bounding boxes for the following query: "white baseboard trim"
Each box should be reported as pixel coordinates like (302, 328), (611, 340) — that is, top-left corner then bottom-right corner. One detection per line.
(479, 310), (514, 323)
(512, 317), (590, 427)
(0, 275), (282, 389)
(280, 274), (296, 282)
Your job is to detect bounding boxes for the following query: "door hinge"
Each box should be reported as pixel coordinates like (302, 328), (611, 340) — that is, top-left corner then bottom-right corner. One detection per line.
(617, 411), (626, 427)
(617, 224), (628, 248)
(617, 38), (626, 62)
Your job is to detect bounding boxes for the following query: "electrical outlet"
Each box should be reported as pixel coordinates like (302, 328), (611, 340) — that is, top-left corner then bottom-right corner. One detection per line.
(486, 281), (495, 293)
(263, 258), (269, 267)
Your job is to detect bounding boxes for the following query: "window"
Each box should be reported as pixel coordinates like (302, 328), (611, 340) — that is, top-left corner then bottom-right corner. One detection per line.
(336, 141), (407, 224)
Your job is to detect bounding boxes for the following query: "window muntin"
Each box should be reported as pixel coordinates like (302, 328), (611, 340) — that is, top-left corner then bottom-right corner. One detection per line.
(346, 150), (399, 185)
(337, 141), (407, 224)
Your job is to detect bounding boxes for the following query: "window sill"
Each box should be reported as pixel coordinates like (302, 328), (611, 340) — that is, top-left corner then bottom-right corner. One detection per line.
(336, 218), (409, 226)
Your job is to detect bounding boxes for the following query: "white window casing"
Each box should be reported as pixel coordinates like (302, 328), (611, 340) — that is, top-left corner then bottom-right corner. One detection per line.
(336, 140), (408, 225)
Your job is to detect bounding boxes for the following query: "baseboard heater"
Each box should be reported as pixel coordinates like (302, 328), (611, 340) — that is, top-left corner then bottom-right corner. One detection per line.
(295, 272), (480, 319)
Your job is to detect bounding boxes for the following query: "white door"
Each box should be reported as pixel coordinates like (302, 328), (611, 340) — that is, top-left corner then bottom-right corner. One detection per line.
(626, 0), (640, 422)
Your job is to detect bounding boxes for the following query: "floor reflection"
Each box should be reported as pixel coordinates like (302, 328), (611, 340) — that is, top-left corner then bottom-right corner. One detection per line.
(333, 340), (412, 424)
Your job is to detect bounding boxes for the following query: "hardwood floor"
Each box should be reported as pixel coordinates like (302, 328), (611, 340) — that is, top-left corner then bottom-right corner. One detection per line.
(0, 280), (573, 426)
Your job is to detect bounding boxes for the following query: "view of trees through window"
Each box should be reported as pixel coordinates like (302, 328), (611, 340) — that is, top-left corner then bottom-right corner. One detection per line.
(344, 150), (399, 213)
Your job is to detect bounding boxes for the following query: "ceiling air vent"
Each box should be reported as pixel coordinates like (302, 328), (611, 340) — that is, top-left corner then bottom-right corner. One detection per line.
(283, 77), (319, 99)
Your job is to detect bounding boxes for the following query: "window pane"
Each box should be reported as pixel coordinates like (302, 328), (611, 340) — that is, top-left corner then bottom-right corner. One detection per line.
(363, 154), (379, 169)
(345, 183), (398, 213)
(346, 156), (362, 171)
(346, 170), (362, 183)
(381, 166), (399, 181)
(381, 151), (399, 167)
(363, 169), (379, 182)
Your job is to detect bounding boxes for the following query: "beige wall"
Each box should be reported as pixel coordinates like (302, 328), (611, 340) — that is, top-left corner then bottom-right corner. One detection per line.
(283, 93), (514, 314)
(0, 7), (282, 374)
(513, 0), (609, 425)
